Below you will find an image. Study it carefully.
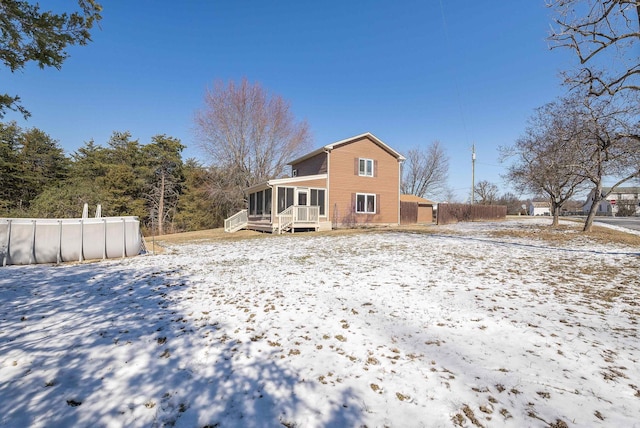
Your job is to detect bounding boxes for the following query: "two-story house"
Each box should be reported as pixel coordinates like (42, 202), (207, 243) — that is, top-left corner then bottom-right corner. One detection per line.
(224, 133), (405, 233)
(583, 186), (640, 216)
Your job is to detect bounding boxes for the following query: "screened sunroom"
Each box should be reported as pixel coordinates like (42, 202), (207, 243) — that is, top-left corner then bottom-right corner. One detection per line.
(225, 175), (330, 234)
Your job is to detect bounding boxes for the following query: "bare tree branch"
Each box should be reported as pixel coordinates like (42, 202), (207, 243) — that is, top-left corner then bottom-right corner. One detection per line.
(195, 78), (312, 210)
(474, 180), (499, 205)
(548, 0), (640, 97)
(401, 140), (449, 200)
(500, 95), (590, 227)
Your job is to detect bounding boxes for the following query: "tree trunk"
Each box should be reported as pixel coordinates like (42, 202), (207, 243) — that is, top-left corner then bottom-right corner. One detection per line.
(158, 173), (165, 236)
(583, 181), (603, 233)
(551, 201), (560, 227)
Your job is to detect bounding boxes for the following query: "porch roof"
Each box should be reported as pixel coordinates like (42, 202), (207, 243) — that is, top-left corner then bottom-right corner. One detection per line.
(246, 173), (328, 193)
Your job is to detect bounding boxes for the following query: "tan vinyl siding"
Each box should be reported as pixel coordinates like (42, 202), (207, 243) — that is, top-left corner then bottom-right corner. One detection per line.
(291, 152), (328, 176)
(282, 178), (327, 189)
(328, 136), (400, 226)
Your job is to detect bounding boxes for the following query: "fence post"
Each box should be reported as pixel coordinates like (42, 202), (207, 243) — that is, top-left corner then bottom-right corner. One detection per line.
(30, 220), (36, 264)
(122, 218), (126, 258)
(57, 220), (63, 264)
(79, 219), (84, 262)
(3, 219), (11, 266)
(103, 218), (107, 260)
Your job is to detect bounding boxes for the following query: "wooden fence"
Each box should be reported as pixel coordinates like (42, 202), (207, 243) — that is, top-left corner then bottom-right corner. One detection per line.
(436, 204), (507, 225)
(400, 201), (418, 224)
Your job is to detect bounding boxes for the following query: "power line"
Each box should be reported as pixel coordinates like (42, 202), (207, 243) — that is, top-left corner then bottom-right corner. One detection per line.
(437, 0), (471, 146)
(439, 0), (477, 203)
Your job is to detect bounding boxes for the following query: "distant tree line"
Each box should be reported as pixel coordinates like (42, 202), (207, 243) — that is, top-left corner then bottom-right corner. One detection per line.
(0, 122), (229, 234)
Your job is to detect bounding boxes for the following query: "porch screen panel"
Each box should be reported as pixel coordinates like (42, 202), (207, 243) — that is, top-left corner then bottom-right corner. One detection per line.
(310, 189), (326, 216)
(318, 189), (325, 216)
(277, 187), (286, 213)
(277, 187), (295, 213)
(257, 191), (264, 215)
(249, 193), (256, 215)
(265, 188), (272, 214)
(286, 188), (294, 209)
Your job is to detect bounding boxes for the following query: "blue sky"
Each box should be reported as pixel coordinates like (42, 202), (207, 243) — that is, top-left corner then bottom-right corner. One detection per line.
(4, 1), (572, 201)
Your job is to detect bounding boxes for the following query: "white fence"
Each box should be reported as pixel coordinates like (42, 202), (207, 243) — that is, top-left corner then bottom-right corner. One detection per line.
(0, 217), (142, 266)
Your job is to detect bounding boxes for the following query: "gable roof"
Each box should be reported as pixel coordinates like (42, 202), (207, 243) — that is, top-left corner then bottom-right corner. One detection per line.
(530, 201), (550, 208)
(288, 132), (405, 165)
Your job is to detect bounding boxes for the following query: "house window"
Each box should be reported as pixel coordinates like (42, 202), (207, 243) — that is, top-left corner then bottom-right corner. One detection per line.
(356, 193), (376, 214)
(359, 158), (374, 177)
(310, 189), (326, 216)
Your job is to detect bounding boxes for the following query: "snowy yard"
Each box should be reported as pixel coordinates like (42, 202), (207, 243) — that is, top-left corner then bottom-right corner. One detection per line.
(1, 219), (639, 427)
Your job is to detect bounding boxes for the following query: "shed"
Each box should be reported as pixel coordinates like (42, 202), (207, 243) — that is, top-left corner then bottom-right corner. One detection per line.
(400, 195), (435, 224)
(528, 201), (551, 216)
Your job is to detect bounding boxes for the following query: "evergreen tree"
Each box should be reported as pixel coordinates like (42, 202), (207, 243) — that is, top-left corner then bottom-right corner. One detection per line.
(1, 1), (102, 118)
(28, 178), (108, 218)
(99, 131), (147, 218)
(174, 160), (220, 231)
(143, 135), (185, 235)
(16, 127), (70, 208)
(0, 122), (21, 213)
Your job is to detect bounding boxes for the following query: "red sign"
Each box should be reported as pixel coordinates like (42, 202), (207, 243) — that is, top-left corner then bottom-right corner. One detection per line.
(610, 199), (616, 205)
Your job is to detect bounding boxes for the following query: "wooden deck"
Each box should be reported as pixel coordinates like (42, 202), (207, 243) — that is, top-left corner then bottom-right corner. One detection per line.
(226, 206), (331, 234)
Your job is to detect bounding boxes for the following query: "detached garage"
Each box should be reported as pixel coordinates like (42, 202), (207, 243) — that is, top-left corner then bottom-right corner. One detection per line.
(400, 195), (435, 224)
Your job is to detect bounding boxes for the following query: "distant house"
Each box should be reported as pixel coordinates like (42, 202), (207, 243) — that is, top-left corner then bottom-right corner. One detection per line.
(224, 133), (406, 233)
(528, 201), (550, 216)
(583, 187), (640, 216)
(400, 194), (434, 224)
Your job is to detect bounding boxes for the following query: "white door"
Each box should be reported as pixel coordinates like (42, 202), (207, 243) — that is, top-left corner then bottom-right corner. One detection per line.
(295, 189), (309, 221)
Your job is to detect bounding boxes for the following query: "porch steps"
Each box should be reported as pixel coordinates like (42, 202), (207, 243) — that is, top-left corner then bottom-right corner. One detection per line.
(224, 210), (248, 233)
(277, 206), (294, 234)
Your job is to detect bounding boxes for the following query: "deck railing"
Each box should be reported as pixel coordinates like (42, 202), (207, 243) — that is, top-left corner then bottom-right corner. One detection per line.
(277, 205), (320, 233)
(295, 205), (320, 223)
(224, 209), (248, 232)
(278, 206), (294, 233)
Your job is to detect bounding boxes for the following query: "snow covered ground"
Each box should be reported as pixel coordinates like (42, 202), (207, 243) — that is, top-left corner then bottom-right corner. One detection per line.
(1, 219), (639, 427)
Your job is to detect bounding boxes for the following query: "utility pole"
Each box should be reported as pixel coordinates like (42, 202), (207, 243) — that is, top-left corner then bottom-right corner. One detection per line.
(471, 143), (476, 204)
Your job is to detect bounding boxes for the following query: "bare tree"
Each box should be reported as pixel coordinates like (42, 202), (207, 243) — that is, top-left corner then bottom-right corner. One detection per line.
(574, 94), (640, 231)
(401, 140), (449, 200)
(195, 78), (312, 211)
(497, 192), (526, 215)
(501, 96), (589, 227)
(548, 0), (639, 97)
(441, 187), (460, 203)
(474, 180), (499, 205)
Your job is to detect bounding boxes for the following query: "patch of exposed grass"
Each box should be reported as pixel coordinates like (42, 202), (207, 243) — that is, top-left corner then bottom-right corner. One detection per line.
(489, 223), (640, 247)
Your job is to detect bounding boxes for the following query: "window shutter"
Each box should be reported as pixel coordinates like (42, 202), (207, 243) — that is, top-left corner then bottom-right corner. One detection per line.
(354, 158), (359, 175)
(374, 160), (378, 177)
(376, 194), (380, 214)
(351, 193), (356, 212)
